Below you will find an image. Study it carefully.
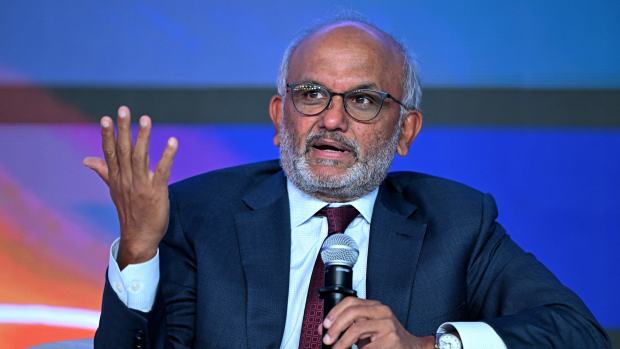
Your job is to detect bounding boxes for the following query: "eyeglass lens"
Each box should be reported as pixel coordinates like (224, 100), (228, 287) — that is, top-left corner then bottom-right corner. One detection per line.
(290, 84), (385, 121)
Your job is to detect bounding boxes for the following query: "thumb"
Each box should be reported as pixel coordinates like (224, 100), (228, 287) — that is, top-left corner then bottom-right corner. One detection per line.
(83, 156), (110, 184)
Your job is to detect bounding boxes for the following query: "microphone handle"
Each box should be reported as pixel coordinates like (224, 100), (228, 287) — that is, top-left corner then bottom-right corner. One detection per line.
(320, 265), (357, 349)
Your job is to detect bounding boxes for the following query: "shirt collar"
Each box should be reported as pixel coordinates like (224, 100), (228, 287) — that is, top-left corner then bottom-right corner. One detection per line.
(287, 180), (379, 228)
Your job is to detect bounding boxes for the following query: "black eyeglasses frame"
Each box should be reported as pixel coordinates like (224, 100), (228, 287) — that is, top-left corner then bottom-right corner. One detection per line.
(285, 82), (413, 123)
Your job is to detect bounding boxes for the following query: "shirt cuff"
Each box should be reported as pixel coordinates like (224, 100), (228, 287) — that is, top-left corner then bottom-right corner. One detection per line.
(107, 237), (159, 312)
(438, 321), (507, 349)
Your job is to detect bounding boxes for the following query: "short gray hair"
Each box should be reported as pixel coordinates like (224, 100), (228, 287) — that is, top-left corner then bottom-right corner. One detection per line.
(276, 15), (422, 112)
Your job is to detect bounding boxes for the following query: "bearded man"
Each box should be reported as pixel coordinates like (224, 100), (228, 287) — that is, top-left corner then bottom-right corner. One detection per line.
(86, 18), (610, 349)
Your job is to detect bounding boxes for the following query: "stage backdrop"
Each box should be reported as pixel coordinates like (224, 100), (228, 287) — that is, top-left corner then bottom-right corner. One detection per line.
(0, 1), (619, 348)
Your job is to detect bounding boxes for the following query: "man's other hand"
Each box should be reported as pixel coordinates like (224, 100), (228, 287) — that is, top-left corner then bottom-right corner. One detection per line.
(83, 105), (178, 270)
(322, 297), (435, 349)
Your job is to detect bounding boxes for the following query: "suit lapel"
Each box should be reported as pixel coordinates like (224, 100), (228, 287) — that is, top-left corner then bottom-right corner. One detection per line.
(367, 182), (427, 326)
(235, 172), (290, 349)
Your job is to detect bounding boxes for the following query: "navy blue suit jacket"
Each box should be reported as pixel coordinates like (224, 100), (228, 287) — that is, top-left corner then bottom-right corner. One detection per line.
(94, 160), (610, 348)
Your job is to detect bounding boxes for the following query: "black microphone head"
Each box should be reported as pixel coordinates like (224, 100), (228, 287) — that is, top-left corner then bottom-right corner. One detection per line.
(320, 234), (359, 267)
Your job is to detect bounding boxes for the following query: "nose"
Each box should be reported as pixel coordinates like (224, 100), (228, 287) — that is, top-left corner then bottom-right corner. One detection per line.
(319, 94), (349, 132)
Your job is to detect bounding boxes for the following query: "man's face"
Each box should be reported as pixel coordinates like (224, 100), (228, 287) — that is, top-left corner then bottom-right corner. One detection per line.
(269, 24), (421, 202)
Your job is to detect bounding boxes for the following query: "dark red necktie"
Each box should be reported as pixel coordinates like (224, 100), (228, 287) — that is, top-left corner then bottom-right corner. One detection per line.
(298, 205), (360, 349)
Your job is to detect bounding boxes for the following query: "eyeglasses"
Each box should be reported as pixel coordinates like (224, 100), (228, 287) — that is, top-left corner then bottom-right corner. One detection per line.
(286, 82), (411, 122)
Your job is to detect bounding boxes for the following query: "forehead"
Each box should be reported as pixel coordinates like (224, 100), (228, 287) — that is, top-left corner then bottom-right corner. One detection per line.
(288, 23), (404, 93)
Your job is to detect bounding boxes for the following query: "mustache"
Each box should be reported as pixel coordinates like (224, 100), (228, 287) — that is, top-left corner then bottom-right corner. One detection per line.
(304, 130), (359, 157)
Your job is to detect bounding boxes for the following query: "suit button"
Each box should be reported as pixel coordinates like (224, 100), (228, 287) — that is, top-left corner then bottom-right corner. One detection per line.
(134, 329), (145, 348)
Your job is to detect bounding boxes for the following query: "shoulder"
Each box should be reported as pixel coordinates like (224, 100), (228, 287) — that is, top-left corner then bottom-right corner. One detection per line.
(385, 171), (484, 201)
(382, 171), (498, 225)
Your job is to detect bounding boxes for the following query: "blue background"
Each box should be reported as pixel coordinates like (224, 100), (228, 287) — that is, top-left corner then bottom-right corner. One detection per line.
(1, 0), (619, 87)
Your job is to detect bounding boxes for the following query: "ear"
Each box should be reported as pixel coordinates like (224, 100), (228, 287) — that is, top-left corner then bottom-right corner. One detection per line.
(269, 95), (283, 146)
(396, 110), (423, 156)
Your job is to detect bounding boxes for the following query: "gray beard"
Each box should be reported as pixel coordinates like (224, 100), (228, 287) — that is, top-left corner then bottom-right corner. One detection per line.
(279, 119), (401, 202)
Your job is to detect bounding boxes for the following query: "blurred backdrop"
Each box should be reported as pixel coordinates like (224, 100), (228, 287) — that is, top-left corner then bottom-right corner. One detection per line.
(0, 1), (619, 348)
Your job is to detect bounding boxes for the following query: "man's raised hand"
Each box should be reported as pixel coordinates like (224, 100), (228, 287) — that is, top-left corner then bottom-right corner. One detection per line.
(83, 106), (178, 270)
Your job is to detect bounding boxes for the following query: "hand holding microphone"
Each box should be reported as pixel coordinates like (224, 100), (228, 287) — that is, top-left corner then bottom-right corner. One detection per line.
(319, 234), (435, 349)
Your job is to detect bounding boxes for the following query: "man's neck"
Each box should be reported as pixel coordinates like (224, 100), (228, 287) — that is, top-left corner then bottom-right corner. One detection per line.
(289, 181), (377, 203)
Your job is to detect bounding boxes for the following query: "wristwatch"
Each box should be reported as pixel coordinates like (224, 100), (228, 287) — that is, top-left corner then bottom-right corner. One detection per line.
(435, 332), (462, 349)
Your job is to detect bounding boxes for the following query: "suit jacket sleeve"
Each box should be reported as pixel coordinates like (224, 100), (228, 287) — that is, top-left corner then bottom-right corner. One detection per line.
(467, 194), (610, 348)
(95, 188), (196, 349)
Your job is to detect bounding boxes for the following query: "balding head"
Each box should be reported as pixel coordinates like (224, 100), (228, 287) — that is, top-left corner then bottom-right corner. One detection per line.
(276, 18), (421, 111)
(301, 20), (404, 64)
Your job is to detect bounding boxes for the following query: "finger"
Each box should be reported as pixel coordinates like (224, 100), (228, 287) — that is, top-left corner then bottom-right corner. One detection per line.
(100, 116), (119, 181)
(324, 297), (369, 327)
(116, 105), (133, 184)
(325, 301), (390, 343)
(153, 137), (178, 187)
(324, 297), (379, 329)
(146, 147), (151, 172)
(132, 115), (152, 183)
(357, 336), (393, 349)
(328, 319), (384, 349)
(83, 156), (110, 184)
(358, 331), (403, 349)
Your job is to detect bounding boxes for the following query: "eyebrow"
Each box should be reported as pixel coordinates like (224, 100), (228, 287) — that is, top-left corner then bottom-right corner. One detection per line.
(350, 83), (380, 91)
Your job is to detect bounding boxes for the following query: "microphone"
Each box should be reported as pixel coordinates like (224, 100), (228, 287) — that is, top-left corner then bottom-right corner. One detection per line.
(319, 234), (359, 349)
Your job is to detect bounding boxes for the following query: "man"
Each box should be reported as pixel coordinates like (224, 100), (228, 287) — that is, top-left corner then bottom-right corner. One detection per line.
(85, 18), (610, 349)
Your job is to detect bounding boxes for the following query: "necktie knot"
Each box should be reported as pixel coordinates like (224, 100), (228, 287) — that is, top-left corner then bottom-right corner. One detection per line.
(315, 205), (359, 235)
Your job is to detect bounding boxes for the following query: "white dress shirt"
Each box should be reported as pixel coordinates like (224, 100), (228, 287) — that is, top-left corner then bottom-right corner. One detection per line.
(108, 180), (506, 348)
